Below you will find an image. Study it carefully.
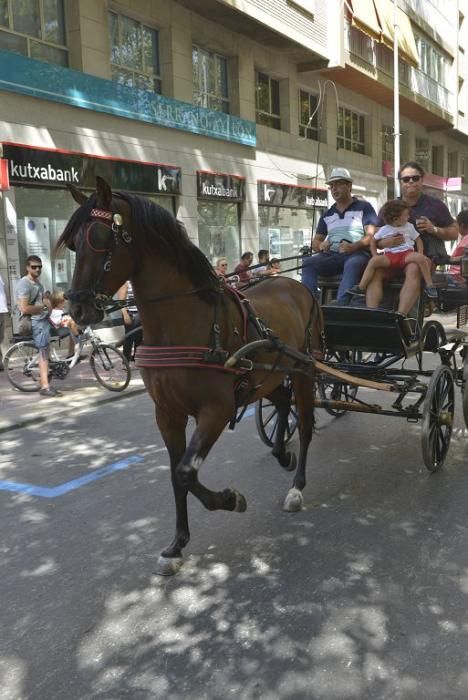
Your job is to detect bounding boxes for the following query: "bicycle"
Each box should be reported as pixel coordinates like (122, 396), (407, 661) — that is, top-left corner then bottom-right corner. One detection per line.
(4, 325), (131, 393)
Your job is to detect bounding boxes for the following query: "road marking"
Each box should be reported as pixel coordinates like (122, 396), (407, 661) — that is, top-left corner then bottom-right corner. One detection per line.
(0, 455), (144, 499)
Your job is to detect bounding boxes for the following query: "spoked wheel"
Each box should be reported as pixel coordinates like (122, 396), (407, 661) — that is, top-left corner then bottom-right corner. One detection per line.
(318, 349), (359, 417)
(318, 377), (358, 416)
(4, 341), (41, 392)
(89, 344), (131, 392)
(421, 365), (455, 472)
(462, 347), (468, 430)
(255, 385), (298, 448)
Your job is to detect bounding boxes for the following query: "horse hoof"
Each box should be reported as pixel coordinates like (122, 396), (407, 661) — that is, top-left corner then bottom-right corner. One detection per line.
(284, 452), (297, 472)
(282, 488), (304, 512)
(155, 555), (183, 576)
(233, 490), (247, 512)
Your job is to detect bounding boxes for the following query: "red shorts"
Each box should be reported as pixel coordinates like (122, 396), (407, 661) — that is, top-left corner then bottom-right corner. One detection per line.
(382, 250), (414, 279)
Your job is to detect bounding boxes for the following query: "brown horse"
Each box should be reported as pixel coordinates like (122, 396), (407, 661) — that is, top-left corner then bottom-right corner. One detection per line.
(57, 176), (322, 575)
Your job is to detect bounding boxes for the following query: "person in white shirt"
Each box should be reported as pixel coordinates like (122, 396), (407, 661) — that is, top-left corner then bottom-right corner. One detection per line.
(0, 272), (8, 371)
(348, 199), (438, 300)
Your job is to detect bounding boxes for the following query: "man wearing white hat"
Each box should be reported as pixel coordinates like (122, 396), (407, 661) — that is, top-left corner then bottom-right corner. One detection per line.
(302, 167), (378, 304)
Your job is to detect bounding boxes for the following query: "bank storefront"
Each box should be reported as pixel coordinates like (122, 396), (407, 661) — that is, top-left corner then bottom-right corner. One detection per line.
(257, 180), (328, 276)
(197, 170), (245, 269)
(1, 143), (181, 300)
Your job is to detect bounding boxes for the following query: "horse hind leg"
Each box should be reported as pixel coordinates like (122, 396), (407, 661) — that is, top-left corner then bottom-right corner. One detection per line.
(268, 383), (297, 472)
(282, 372), (315, 512)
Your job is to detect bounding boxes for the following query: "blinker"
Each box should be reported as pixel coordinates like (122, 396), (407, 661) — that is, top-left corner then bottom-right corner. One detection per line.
(113, 213), (123, 227)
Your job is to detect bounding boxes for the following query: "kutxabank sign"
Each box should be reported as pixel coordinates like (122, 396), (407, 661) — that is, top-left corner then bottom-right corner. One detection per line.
(0, 51), (256, 148)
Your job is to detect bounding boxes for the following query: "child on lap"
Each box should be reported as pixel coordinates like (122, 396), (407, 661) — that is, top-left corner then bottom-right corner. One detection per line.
(349, 199), (438, 299)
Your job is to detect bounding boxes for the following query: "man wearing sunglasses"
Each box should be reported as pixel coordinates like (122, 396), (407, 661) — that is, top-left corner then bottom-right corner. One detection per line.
(16, 255), (61, 397)
(366, 161), (458, 314)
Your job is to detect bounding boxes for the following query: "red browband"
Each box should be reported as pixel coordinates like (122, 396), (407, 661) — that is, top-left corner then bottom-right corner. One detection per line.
(90, 208), (112, 221)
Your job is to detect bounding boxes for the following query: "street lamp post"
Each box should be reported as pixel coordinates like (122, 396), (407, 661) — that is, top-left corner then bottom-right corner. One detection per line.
(393, 0), (400, 196)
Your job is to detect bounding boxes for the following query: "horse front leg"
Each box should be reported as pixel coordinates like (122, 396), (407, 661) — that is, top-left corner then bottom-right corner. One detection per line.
(176, 407), (247, 514)
(283, 373), (316, 512)
(154, 408), (189, 576)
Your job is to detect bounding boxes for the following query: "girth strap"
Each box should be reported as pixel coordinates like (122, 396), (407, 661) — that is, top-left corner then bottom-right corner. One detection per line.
(135, 345), (246, 374)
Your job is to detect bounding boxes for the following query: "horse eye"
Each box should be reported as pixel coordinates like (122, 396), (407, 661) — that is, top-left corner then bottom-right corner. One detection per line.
(87, 222), (113, 252)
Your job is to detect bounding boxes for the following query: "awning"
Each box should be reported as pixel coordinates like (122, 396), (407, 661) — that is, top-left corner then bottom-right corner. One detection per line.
(373, 0), (419, 67)
(349, 0), (381, 41)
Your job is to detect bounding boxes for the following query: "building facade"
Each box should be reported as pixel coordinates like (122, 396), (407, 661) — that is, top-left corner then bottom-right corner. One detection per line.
(1, 0), (468, 342)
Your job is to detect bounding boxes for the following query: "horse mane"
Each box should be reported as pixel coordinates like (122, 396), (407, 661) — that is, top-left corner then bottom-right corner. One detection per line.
(56, 190), (220, 304)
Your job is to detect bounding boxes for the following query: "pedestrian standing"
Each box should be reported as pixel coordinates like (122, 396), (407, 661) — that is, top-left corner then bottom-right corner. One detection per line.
(0, 272), (7, 371)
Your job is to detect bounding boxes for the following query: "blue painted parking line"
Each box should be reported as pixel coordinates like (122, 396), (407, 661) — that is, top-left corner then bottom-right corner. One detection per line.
(0, 455), (144, 499)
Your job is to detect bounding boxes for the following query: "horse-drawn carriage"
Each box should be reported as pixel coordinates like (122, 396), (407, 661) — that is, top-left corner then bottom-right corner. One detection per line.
(256, 281), (468, 473)
(58, 176), (468, 574)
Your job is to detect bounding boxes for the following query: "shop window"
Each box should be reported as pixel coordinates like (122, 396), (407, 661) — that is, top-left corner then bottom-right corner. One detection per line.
(197, 201), (240, 269)
(13, 187), (77, 295)
(192, 45), (229, 114)
(108, 12), (161, 93)
(0, 0), (67, 66)
(255, 72), (281, 130)
(299, 90), (319, 140)
(258, 205), (322, 280)
(337, 106), (365, 154)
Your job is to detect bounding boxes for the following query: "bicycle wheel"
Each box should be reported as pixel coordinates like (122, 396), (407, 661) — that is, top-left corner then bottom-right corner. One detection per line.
(89, 343), (130, 392)
(4, 341), (41, 392)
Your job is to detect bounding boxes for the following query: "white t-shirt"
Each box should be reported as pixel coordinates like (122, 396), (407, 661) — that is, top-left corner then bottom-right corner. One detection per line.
(0, 274), (7, 313)
(374, 222), (419, 254)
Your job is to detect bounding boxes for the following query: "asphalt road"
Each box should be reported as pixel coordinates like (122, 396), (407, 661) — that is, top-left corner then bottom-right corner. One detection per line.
(1, 385), (468, 700)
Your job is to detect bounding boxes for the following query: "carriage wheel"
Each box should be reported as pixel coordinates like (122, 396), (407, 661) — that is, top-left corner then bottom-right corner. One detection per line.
(255, 387), (298, 448)
(421, 365), (455, 472)
(318, 349), (359, 416)
(462, 347), (468, 430)
(318, 378), (358, 416)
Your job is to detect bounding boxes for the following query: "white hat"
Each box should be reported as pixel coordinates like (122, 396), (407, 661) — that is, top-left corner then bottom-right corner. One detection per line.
(326, 167), (353, 184)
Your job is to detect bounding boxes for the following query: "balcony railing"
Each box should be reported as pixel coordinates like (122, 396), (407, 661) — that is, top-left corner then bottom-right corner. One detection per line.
(345, 23), (454, 114)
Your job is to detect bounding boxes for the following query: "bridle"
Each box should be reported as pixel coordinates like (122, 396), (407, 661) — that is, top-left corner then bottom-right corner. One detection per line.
(66, 206), (133, 310)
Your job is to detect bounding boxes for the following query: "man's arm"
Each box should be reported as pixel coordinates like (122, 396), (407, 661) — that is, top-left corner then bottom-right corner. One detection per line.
(339, 224), (376, 254)
(311, 233), (328, 253)
(117, 282), (131, 326)
(17, 294), (46, 316)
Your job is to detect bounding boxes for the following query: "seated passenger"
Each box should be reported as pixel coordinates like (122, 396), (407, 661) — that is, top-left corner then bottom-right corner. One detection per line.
(348, 199), (438, 299)
(446, 209), (468, 287)
(234, 251), (254, 285)
(366, 162), (458, 314)
(301, 167), (378, 304)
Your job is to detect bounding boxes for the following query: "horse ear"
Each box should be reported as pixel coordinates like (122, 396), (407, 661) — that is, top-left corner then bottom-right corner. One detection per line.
(67, 184), (88, 205)
(95, 176), (113, 209)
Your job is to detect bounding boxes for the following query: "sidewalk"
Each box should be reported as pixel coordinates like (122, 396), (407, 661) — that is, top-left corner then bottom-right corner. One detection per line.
(0, 358), (147, 434)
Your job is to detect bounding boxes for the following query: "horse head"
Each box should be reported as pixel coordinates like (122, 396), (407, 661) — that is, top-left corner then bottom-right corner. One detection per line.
(57, 176), (134, 326)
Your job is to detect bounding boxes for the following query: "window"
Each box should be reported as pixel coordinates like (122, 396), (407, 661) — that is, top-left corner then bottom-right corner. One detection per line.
(299, 90), (319, 140)
(462, 158), (468, 182)
(337, 106), (365, 154)
(415, 34), (449, 85)
(415, 138), (430, 172)
(108, 12), (161, 93)
(381, 125), (394, 162)
(448, 152), (459, 178)
(432, 145), (444, 176)
(192, 45), (229, 113)
(0, 0), (67, 66)
(256, 72), (280, 130)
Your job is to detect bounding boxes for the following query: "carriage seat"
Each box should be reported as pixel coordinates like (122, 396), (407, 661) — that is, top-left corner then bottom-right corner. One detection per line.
(322, 306), (421, 357)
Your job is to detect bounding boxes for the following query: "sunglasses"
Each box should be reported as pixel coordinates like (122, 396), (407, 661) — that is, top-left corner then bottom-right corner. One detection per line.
(29, 265), (42, 270)
(400, 175), (422, 183)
